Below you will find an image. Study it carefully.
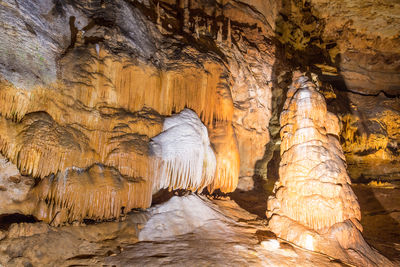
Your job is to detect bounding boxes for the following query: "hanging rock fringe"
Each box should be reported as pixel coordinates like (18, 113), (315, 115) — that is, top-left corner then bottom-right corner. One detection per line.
(207, 122), (240, 193)
(0, 47), (239, 223)
(150, 109), (217, 193)
(29, 164), (152, 225)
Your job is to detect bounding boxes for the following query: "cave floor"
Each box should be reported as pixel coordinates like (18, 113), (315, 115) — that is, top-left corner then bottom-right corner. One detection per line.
(230, 179), (400, 264)
(0, 194), (346, 267)
(0, 183), (399, 266)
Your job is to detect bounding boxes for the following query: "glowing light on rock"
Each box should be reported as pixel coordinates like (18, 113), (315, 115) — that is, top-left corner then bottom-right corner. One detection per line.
(0, 47), (240, 224)
(267, 72), (361, 231)
(304, 234), (314, 251)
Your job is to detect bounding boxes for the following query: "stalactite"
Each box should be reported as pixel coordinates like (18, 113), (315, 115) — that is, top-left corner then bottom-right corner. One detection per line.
(217, 22), (223, 43)
(150, 109), (216, 193)
(207, 121), (240, 193)
(194, 17), (200, 39)
(28, 164), (153, 225)
(0, 47), (234, 180)
(0, 107), (163, 180)
(0, 45), (239, 224)
(206, 19), (212, 35)
(156, 2), (162, 33)
(0, 49), (233, 127)
(227, 18), (231, 48)
(0, 112), (99, 178)
(267, 72), (361, 231)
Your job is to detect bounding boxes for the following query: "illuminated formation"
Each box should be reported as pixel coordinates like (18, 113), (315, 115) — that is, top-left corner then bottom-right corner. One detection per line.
(150, 109), (217, 193)
(266, 72), (390, 265)
(267, 72), (361, 231)
(28, 165), (153, 226)
(0, 46), (240, 224)
(207, 122), (240, 193)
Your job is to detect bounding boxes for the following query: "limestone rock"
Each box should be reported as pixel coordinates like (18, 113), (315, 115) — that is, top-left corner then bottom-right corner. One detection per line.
(8, 222), (51, 239)
(0, 0), (257, 224)
(335, 91), (400, 182)
(207, 121), (240, 193)
(266, 72), (392, 266)
(0, 155), (34, 214)
(138, 195), (228, 241)
(0, 194), (347, 266)
(150, 109), (217, 193)
(236, 176), (255, 191)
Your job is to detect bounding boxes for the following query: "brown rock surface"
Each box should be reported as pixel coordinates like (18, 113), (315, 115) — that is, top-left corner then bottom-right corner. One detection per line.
(0, 0), (398, 265)
(278, 0), (400, 95)
(0, 0), (284, 215)
(0, 155), (35, 215)
(352, 183), (400, 262)
(334, 91), (400, 183)
(277, 0), (400, 185)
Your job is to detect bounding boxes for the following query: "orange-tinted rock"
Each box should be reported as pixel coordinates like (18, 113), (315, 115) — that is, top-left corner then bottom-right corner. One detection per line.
(207, 121), (240, 193)
(0, 155), (35, 215)
(0, 2), (243, 223)
(28, 164), (153, 226)
(335, 92), (400, 182)
(268, 73), (360, 231)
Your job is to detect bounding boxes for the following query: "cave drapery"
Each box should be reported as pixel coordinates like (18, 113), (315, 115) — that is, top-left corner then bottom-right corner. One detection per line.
(0, 0), (399, 266)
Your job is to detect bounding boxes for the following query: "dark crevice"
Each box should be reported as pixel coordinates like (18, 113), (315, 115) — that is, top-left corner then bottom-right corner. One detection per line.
(0, 214), (38, 231)
(68, 16), (78, 50)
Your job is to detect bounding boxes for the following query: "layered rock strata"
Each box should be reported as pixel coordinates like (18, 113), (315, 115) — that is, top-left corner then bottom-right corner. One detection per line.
(333, 91), (400, 183)
(267, 72), (392, 266)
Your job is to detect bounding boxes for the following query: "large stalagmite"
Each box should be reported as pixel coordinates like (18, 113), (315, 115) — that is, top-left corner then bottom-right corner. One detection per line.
(267, 72), (361, 231)
(266, 72), (392, 266)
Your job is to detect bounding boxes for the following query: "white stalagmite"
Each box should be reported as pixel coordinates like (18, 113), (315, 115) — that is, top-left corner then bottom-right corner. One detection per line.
(150, 108), (216, 192)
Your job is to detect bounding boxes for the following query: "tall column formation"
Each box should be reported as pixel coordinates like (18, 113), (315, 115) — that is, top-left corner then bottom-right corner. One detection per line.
(267, 72), (391, 266)
(267, 72), (361, 231)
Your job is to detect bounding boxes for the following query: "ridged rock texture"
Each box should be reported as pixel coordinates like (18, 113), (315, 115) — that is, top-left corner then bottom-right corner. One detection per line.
(267, 72), (392, 266)
(329, 89), (400, 183)
(150, 109), (217, 193)
(0, 0), (398, 265)
(0, 0), (284, 224)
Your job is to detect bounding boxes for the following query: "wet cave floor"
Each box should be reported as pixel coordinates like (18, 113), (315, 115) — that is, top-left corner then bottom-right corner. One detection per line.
(0, 182), (399, 266)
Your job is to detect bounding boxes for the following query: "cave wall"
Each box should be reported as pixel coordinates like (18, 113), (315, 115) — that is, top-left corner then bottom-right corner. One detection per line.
(275, 0), (400, 182)
(0, 0), (286, 223)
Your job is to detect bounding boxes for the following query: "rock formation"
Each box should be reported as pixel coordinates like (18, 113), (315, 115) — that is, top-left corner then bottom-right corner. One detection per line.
(267, 72), (392, 266)
(276, 0), (400, 184)
(150, 109), (217, 193)
(331, 91), (400, 183)
(0, 0), (250, 224)
(0, 0), (399, 265)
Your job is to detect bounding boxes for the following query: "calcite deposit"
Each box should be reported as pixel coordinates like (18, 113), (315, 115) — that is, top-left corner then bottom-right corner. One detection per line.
(267, 72), (361, 230)
(276, 0), (400, 184)
(0, 0), (260, 224)
(267, 72), (392, 266)
(150, 109), (217, 193)
(0, 0), (399, 266)
(333, 91), (400, 183)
